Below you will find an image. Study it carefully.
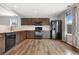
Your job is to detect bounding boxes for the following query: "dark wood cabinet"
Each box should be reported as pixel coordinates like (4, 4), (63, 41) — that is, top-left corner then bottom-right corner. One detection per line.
(21, 18), (32, 25)
(39, 18), (49, 25)
(21, 18), (50, 25)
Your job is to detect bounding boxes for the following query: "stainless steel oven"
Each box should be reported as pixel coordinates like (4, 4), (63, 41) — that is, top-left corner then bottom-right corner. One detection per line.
(34, 27), (43, 39)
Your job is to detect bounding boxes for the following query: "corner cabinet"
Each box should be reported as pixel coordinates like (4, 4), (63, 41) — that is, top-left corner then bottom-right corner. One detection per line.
(16, 31), (27, 44)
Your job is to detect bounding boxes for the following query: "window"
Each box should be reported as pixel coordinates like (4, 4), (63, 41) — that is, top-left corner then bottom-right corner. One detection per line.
(10, 16), (18, 26)
(66, 13), (73, 34)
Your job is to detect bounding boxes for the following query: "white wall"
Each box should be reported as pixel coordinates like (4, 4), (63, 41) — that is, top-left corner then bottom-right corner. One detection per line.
(0, 16), (10, 25)
(50, 16), (59, 21)
(75, 4), (79, 48)
(57, 4), (79, 49)
(76, 4), (79, 36)
(0, 16), (21, 26)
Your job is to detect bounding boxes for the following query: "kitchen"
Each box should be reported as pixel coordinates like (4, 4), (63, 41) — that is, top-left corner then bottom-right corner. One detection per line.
(0, 3), (79, 55)
(0, 17), (51, 54)
(0, 18), (50, 54)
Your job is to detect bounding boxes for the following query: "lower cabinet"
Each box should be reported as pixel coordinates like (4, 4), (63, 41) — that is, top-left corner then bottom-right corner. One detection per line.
(16, 32), (21, 44)
(21, 31), (27, 40)
(26, 31), (50, 39)
(16, 31), (27, 44)
(26, 31), (34, 39)
(0, 34), (5, 54)
(0, 31), (27, 54)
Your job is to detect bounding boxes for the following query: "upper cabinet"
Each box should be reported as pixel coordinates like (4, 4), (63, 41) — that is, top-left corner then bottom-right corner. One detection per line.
(21, 18), (50, 25)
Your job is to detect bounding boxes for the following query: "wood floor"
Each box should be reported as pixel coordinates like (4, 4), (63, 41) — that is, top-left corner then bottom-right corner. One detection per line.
(5, 39), (79, 55)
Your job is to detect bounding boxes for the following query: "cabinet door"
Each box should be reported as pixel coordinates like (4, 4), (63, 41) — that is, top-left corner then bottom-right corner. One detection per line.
(21, 18), (29, 25)
(16, 32), (21, 44)
(20, 31), (26, 40)
(21, 18), (33, 25)
(16, 31), (27, 44)
(26, 31), (34, 39)
(41, 18), (49, 25)
(0, 38), (5, 54)
(16, 32), (25, 44)
(22, 31), (27, 39)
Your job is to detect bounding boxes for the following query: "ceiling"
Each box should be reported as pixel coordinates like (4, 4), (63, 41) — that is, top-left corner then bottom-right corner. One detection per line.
(4, 3), (73, 18)
(0, 4), (18, 16)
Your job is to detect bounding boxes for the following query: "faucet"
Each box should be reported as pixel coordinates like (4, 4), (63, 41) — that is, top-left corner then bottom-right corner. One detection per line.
(10, 26), (14, 31)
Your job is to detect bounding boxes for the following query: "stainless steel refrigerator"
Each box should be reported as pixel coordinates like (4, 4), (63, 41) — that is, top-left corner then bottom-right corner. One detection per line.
(50, 20), (62, 39)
